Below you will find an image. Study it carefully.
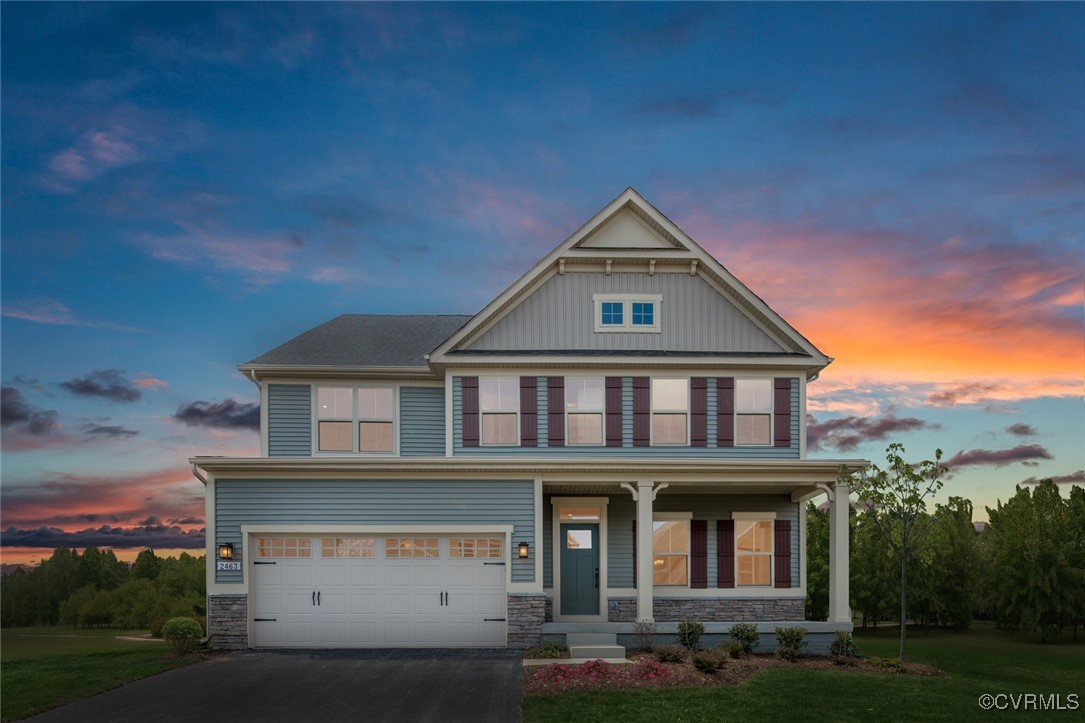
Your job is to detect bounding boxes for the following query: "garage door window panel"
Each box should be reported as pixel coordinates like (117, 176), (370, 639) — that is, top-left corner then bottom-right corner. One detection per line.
(257, 537), (312, 558)
(385, 538), (439, 558)
(450, 538), (503, 558)
(322, 537), (375, 558)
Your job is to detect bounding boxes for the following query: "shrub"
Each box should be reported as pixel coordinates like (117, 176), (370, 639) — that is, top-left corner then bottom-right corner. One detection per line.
(524, 641), (568, 659)
(654, 644), (686, 663)
(149, 616), (169, 638)
(728, 622), (760, 654)
(676, 619), (705, 652)
(774, 626), (808, 662)
(829, 630), (858, 660)
(162, 617), (203, 656)
(691, 651), (724, 674)
(869, 656), (905, 673)
(722, 640), (745, 659)
(633, 620), (656, 652)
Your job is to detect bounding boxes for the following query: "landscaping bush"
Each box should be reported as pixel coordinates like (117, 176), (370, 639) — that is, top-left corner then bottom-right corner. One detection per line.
(149, 616), (169, 639)
(523, 659), (672, 693)
(676, 619), (705, 651)
(869, 656), (906, 673)
(829, 630), (858, 661)
(728, 622), (760, 654)
(633, 620), (656, 652)
(654, 644), (686, 663)
(774, 626), (808, 662)
(722, 640), (745, 659)
(691, 651), (724, 674)
(161, 617), (203, 656)
(524, 641), (568, 659)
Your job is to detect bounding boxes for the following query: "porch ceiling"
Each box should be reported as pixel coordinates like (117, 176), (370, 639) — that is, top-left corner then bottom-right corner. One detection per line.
(543, 483), (816, 496)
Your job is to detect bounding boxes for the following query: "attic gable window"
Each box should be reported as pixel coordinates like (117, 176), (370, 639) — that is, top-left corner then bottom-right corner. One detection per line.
(593, 294), (662, 333)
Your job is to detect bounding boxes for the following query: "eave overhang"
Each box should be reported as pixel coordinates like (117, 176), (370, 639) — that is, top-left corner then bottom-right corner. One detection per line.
(238, 364), (439, 382)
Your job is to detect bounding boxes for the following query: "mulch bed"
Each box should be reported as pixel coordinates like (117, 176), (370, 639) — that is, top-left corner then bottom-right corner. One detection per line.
(522, 651), (944, 695)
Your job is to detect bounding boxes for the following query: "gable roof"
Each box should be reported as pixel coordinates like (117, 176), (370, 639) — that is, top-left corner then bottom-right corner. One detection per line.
(241, 314), (471, 371)
(428, 187), (832, 373)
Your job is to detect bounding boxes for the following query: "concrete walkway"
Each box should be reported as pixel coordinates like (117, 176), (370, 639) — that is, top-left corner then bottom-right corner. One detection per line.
(29, 649), (523, 723)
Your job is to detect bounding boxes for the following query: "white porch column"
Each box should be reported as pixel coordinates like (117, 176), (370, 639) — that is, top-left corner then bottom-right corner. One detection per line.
(827, 480), (851, 623)
(636, 479), (655, 623)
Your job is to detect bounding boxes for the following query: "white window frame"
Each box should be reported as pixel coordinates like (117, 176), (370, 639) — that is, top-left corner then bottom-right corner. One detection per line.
(592, 293), (662, 333)
(565, 375), (605, 446)
(313, 384), (399, 456)
(650, 376), (689, 446)
(733, 511), (776, 587)
(735, 378), (774, 447)
(652, 511), (692, 588)
(479, 376), (520, 446)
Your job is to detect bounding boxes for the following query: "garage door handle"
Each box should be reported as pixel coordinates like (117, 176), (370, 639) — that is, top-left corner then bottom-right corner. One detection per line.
(312, 591), (316, 606)
(254, 618), (277, 622)
(254, 561), (276, 565)
(317, 591), (321, 606)
(483, 618), (506, 622)
(483, 562), (506, 566)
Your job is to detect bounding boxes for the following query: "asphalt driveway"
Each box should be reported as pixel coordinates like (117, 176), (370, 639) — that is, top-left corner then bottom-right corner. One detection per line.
(28, 648), (523, 723)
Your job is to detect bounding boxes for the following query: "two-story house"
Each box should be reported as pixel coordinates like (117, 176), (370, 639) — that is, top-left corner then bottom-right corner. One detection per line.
(191, 188), (864, 652)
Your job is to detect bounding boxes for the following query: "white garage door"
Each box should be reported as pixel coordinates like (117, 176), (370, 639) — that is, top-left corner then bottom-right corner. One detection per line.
(250, 535), (507, 648)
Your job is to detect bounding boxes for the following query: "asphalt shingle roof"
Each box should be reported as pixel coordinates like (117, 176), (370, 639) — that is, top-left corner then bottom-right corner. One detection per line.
(244, 314), (472, 367)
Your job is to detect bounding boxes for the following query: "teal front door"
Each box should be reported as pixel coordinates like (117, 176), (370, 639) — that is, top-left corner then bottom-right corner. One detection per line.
(560, 524), (600, 615)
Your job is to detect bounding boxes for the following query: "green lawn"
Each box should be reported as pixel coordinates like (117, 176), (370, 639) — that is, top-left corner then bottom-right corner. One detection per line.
(1, 627), (195, 722)
(522, 623), (1085, 722)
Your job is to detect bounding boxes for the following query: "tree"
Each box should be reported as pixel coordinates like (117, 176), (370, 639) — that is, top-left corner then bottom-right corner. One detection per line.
(1068, 486), (1085, 640)
(926, 497), (979, 629)
(805, 502), (830, 620)
(841, 443), (946, 661)
(850, 508), (897, 632)
(131, 549), (162, 581)
(985, 481), (1077, 641)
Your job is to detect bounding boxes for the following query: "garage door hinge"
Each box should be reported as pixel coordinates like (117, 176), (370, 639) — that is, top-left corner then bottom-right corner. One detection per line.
(483, 618), (506, 622)
(254, 561), (277, 565)
(254, 618), (277, 622)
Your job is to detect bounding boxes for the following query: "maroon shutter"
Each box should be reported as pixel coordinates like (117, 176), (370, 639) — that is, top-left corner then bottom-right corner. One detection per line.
(690, 378), (708, 447)
(520, 377), (537, 447)
(690, 520), (708, 588)
(632, 520), (637, 588)
(461, 377), (479, 447)
(632, 377), (650, 446)
(547, 377), (565, 447)
(774, 378), (792, 448)
(774, 520), (792, 588)
(717, 377), (734, 447)
(605, 377), (623, 447)
(718, 519), (735, 588)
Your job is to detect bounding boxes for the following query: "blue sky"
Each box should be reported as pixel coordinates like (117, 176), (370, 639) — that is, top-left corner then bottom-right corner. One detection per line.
(2, 3), (1082, 564)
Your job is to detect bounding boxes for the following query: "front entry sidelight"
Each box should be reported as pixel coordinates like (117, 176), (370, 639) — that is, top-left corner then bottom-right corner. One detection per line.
(560, 523), (600, 615)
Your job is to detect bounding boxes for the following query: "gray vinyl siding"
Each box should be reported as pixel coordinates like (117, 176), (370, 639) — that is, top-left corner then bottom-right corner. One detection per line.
(267, 385), (311, 456)
(466, 272), (786, 353)
(454, 376), (799, 459)
(546, 494), (799, 590)
(399, 387), (444, 457)
(214, 479), (534, 584)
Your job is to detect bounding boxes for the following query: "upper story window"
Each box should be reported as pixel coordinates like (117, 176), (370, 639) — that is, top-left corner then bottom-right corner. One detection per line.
(651, 378), (688, 444)
(480, 376), (519, 445)
(735, 379), (772, 446)
(734, 515), (775, 586)
(316, 386), (396, 453)
(593, 293), (662, 333)
(566, 377), (604, 445)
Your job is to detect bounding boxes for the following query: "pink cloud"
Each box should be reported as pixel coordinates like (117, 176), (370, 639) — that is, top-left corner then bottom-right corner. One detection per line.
(133, 375), (170, 391)
(136, 231), (299, 283)
(1, 297), (142, 331)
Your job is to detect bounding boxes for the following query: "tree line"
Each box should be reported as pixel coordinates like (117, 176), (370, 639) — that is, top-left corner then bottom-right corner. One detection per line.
(1, 547), (205, 629)
(807, 478), (1085, 642)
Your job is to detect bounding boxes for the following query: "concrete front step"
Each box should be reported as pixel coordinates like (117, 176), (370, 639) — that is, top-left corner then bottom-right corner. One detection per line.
(568, 644), (627, 660)
(566, 633), (617, 646)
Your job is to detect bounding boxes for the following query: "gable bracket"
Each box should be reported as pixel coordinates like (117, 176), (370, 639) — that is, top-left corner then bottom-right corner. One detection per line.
(558, 259), (565, 275)
(605, 259), (612, 276)
(690, 259), (698, 276)
(649, 260), (655, 276)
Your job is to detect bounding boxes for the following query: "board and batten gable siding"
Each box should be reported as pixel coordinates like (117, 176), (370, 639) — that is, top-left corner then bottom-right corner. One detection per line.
(214, 479), (534, 584)
(465, 272), (787, 353)
(399, 386), (445, 457)
(453, 376), (799, 458)
(267, 384), (311, 456)
(599, 494), (800, 589)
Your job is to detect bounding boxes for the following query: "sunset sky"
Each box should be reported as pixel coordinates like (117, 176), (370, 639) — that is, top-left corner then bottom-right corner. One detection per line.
(2, 3), (1082, 566)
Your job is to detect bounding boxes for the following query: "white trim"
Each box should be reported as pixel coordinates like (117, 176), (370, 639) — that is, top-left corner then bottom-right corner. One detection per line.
(551, 496), (609, 622)
(798, 375), (808, 459)
(259, 384), (269, 457)
(605, 587), (807, 599)
(311, 384), (400, 456)
(444, 375), (454, 457)
(478, 375), (520, 446)
(564, 375), (605, 446)
(650, 376), (690, 446)
(732, 514), (777, 588)
(650, 513), (692, 588)
(534, 477), (544, 588)
(592, 293), (663, 333)
(204, 473), (217, 597)
(731, 511), (778, 520)
(734, 378), (774, 448)
(800, 502), (808, 592)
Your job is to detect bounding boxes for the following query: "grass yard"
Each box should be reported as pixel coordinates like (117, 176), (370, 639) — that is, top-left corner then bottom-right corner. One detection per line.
(1, 627), (195, 722)
(522, 622), (1085, 722)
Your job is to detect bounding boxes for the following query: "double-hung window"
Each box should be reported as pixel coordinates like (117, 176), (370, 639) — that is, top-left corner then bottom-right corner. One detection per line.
(651, 378), (688, 444)
(652, 514), (691, 586)
(566, 377), (604, 445)
(316, 386), (396, 453)
(734, 514), (774, 586)
(593, 294), (662, 332)
(480, 377), (519, 445)
(735, 379), (772, 445)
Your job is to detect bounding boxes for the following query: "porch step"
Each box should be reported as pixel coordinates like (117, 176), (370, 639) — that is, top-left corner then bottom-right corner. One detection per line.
(567, 633), (626, 660)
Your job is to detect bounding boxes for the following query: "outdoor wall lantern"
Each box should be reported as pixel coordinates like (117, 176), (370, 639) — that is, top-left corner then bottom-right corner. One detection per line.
(518, 541), (530, 559)
(218, 543), (234, 560)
